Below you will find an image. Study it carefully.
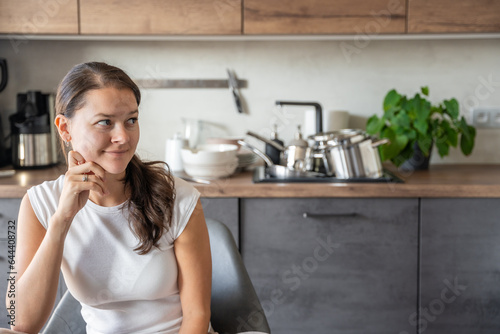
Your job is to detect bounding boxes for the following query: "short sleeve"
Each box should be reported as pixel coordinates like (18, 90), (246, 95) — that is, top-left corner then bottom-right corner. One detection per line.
(169, 176), (201, 240)
(26, 175), (65, 230)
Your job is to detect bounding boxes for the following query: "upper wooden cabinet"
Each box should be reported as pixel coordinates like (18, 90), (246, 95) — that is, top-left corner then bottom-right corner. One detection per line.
(0, 0), (78, 34)
(79, 0), (241, 35)
(408, 0), (500, 33)
(243, 0), (406, 34)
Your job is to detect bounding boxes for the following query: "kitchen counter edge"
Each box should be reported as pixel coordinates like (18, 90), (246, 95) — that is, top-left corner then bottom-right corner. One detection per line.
(1, 164), (499, 199)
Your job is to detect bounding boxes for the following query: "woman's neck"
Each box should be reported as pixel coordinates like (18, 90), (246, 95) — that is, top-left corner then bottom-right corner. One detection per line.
(89, 172), (129, 207)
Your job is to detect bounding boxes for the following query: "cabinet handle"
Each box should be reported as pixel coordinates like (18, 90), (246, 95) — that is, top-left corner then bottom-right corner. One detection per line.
(302, 212), (357, 219)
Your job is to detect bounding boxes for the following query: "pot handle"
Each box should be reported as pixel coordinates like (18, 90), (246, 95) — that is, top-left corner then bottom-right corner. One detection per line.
(371, 138), (390, 148)
(246, 131), (286, 151)
(237, 140), (274, 166)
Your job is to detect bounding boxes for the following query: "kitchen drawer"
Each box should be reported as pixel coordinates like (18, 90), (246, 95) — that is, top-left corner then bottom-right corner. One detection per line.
(241, 198), (418, 334)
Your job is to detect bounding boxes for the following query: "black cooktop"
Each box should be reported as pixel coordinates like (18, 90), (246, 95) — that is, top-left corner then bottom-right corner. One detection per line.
(252, 166), (404, 183)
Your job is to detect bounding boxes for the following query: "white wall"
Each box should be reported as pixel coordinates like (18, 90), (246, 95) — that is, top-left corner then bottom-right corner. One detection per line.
(1, 37), (499, 164)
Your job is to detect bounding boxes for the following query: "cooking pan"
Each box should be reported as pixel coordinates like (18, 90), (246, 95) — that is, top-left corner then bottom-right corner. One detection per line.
(309, 129), (389, 179)
(237, 140), (324, 179)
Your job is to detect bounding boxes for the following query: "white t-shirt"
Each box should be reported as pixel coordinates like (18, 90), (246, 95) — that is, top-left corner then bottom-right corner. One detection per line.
(27, 175), (201, 334)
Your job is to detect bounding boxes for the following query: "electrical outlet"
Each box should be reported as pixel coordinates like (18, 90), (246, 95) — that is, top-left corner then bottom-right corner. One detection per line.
(472, 108), (500, 128)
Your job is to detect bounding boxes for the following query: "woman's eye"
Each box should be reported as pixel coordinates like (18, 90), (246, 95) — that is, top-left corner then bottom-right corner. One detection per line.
(97, 120), (111, 126)
(127, 118), (138, 125)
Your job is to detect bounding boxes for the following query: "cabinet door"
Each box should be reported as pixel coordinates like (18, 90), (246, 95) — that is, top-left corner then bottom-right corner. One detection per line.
(201, 197), (239, 247)
(80, 0), (241, 35)
(244, 0), (406, 34)
(0, 0), (78, 34)
(241, 198), (418, 334)
(420, 198), (500, 333)
(408, 0), (500, 33)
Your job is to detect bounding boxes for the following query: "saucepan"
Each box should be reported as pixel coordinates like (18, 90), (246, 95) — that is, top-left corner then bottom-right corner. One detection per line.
(237, 140), (323, 179)
(309, 129), (389, 179)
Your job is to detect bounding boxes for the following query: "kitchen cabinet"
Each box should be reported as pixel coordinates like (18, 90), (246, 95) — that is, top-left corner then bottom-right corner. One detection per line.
(240, 198), (418, 334)
(243, 0), (406, 34)
(408, 0), (500, 33)
(79, 0), (241, 35)
(420, 198), (500, 333)
(0, 0), (78, 34)
(200, 197), (239, 247)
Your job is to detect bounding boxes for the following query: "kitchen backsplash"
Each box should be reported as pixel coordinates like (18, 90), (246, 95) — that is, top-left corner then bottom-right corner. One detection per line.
(0, 38), (499, 164)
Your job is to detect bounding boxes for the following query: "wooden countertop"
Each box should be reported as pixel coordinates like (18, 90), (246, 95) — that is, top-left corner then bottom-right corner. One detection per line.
(1, 164), (499, 198)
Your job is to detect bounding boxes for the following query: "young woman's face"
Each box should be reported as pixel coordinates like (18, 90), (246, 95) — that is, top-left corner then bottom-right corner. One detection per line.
(68, 87), (140, 175)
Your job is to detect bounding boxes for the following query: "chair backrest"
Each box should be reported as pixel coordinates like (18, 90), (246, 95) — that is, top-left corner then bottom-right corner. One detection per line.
(206, 218), (270, 334)
(44, 219), (270, 334)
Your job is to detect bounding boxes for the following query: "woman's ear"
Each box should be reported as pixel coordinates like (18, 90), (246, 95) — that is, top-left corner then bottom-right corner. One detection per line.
(55, 114), (71, 142)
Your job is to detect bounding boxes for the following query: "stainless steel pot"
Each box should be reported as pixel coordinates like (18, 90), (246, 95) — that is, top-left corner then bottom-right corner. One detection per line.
(309, 129), (389, 179)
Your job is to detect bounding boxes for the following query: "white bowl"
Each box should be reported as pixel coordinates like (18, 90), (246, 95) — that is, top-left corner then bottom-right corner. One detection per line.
(181, 144), (238, 165)
(184, 158), (238, 179)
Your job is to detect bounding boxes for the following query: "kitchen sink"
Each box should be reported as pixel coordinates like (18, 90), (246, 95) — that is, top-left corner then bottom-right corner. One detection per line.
(252, 166), (404, 183)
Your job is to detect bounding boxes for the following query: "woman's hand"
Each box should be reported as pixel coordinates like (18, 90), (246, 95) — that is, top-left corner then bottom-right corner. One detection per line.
(54, 151), (107, 227)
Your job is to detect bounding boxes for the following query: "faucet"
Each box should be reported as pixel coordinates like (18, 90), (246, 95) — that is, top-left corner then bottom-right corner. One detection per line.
(275, 101), (323, 133)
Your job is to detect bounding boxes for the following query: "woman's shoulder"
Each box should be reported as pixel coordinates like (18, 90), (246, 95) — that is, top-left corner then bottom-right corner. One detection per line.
(29, 174), (65, 198)
(172, 175), (199, 197)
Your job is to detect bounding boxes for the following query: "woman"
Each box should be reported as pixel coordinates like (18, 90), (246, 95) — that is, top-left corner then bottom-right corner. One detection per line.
(6, 62), (213, 334)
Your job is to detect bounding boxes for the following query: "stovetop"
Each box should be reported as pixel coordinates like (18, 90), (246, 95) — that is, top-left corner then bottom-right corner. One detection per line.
(252, 166), (404, 183)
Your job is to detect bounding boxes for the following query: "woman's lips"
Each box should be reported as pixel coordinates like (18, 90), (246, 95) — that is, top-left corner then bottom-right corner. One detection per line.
(105, 149), (128, 155)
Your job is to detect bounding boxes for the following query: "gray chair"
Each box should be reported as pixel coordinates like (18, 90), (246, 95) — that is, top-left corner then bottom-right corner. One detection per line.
(43, 219), (271, 334)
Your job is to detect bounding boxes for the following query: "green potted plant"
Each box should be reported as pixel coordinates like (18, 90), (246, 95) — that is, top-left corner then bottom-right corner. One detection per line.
(366, 86), (476, 169)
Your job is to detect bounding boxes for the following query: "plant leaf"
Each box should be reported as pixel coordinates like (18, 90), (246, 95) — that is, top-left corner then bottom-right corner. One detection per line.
(383, 90), (401, 112)
(366, 115), (383, 135)
(417, 136), (433, 156)
(414, 119), (429, 136)
(443, 99), (459, 120)
(393, 112), (411, 129)
(421, 86), (429, 96)
(460, 125), (476, 155)
(380, 127), (409, 162)
(435, 136), (449, 158)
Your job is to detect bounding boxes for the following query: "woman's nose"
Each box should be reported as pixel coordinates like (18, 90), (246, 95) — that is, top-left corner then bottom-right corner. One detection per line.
(111, 125), (129, 143)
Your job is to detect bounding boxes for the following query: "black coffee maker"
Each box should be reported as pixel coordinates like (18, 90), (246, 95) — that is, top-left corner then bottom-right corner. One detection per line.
(9, 91), (60, 168)
(0, 58), (9, 167)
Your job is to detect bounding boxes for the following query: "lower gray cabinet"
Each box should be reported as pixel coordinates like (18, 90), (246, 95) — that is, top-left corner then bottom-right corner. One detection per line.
(420, 198), (500, 333)
(0, 198), (22, 329)
(201, 197), (239, 247)
(0, 198), (67, 330)
(240, 198), (419, 334)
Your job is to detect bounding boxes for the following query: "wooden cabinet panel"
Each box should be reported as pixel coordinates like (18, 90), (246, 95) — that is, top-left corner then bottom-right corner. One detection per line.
(80, 0), (241, 35)
(244, 0), (406, 34)
(241, 198), (418, 334)
(408, 0), (500, 33)
(0, 0), (78, 34)
(420, 198), (500, 333)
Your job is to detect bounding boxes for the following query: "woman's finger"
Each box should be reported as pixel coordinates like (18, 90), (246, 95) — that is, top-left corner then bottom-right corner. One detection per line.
(67, 161), (107, 182)
(67, 173), (108, 195)
(68, 150), (85, 168)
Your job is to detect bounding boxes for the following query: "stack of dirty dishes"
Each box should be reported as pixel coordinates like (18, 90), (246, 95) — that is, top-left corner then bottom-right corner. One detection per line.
(181, 144), (239, 179)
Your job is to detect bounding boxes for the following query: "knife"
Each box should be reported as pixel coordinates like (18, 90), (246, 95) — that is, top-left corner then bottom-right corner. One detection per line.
(227, 69), (243, 114)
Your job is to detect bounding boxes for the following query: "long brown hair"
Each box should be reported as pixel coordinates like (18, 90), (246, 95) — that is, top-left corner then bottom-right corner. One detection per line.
(55, 62), (175, 255)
